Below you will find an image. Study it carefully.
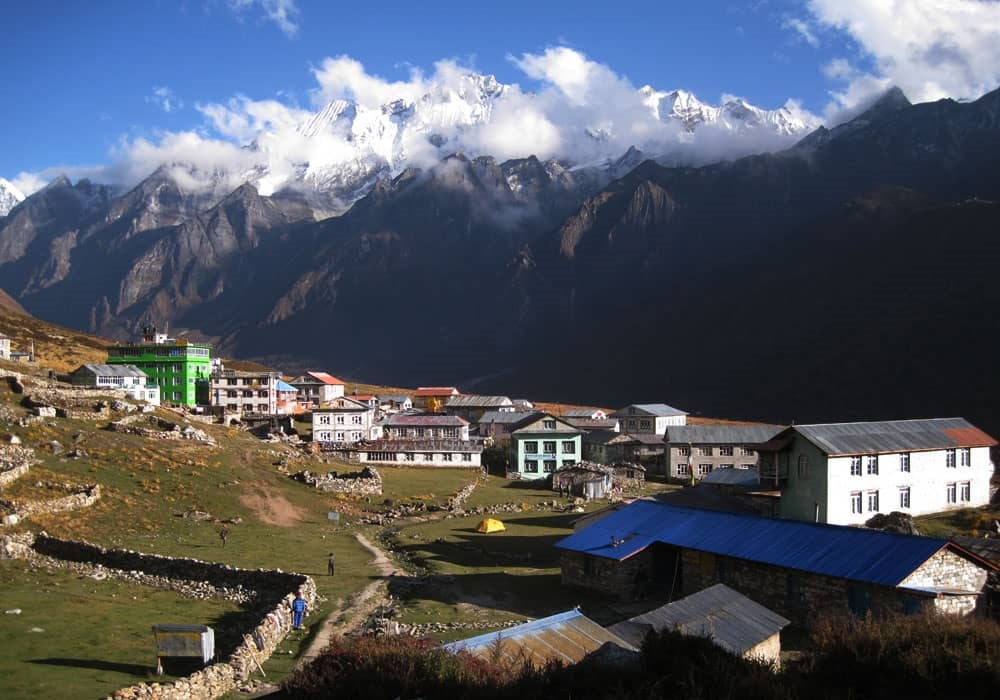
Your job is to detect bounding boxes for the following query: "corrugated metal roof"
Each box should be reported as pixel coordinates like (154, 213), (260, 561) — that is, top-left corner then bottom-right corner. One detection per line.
(306, 371), (344, 385)
(608, 584), (788, 654)
(611, 404), (687, 418)
(555, 500), (978, 587)
(565, 418), (620, 431)
(76, 364), (146, 377)
(379, 394), (411, 402)
(563, 409), (605, 418)
(792, 418), (997, 456)
(414, 387), (460, 396)
(445, 395), (513, 408)
(701, 467), (760, 486)
(443, 609), (635, 665)
(384, 413), (469, 427)
(479, 410), (532, 424)
(666, 425), (784, 445)
(274, 380), (296, 392)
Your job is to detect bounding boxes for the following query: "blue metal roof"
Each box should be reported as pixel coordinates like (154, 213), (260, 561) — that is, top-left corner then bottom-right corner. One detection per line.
(555, 500), (963, 587)
(275, 380), (297, 392)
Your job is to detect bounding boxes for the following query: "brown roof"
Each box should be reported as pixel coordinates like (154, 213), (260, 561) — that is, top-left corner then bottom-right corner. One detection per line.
(942, 427), (998, 448)
(306, 371), (345, 385)
(414, 387), (461, 396)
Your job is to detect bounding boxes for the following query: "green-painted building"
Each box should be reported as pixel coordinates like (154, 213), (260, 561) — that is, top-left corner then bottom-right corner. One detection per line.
(107, 327), (211, 406)
(508, 412), (582, 480)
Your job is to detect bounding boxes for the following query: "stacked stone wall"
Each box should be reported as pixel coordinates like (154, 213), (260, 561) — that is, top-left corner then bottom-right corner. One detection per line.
(0, 445), (36, 488)
(0, 483), (101, 523)
(1, 532), (316, 699)
(292, 466), (383, 495)
(107, 414), (217, 445)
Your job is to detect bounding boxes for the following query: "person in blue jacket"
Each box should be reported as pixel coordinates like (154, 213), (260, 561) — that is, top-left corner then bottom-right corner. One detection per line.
(291, 591), (307, 629)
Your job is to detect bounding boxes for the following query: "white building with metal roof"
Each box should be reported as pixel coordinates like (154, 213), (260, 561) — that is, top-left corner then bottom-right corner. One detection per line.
(758, 418), (996, 526)
(611, 403), (687, 434)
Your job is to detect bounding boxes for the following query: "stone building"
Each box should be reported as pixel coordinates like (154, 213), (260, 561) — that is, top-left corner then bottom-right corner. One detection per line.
(209, 369), (282, 416)
(557, 500), (996, 623)
(664, 425), (784, 480)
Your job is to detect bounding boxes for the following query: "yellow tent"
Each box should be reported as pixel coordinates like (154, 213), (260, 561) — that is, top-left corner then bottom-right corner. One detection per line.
(477, 518), (506, 534)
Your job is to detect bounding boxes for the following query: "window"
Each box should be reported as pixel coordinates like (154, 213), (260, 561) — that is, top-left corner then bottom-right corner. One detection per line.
(866, 455), (878, 475)
(960, 448), (971, 466)
(227, 389), (238, 398)
(719, 446), (734, 456)
(562, 441), (575, 454)
(258, 403), (268, 412)
(424, 453), (433, 461)
(242, 390), (253, 398)
(797, 454), (809, 478)
(698, 464), (712, 476)
(850, 491), (862, 514)
(352, 415), (362, 424)
(525, 441), (538, 454)
(405, 453), (415, 461)
(443, 453), (453, 462)
(336, 416), (345, 424)
(946, 482), (957, 504)
(900, 453), (910, 472)
(258, 390), (269, 398)
(543, 419), (556, 430)
(352, 432), (362, 441)
(543, 441), (557, 453)
(960, 481), (971, 502)
(639, 419), (652, 430)
(227, 403), (238, 411)
(867, 490), (879, 512)
(336, 432), (344, 441)
(740, 464), (754, 470)
(899, 487), (910, 509)
(946, 449), (956, 468)
(543, 460), (556, 473)
(677, 462), (690, 475)
(741, 447), (755, 456)
(524, 460), (539, 473)
(562, 459), (575, 466)
(678, 446), (692, 457)
(699, 447), (713, 456)
(850, 456), (862, 476)
(719, 463), (734, 469)
(462, 453), (472, 462)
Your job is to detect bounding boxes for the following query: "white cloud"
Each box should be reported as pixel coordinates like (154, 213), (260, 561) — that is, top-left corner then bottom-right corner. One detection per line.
(807, 0), (1000, 119)
(13, 47), (822, 199)
(145, 86), (183, 113)
(782, 17), (820, 47)
(227, 0), (300, 38)
(10, 171), (49, 196)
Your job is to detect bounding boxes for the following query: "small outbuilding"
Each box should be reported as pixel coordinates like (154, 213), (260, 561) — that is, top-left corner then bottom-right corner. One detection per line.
(608, 584), (789, 667)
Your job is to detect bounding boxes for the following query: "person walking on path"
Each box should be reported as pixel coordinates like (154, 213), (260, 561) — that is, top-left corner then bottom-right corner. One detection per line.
(291, 592), (307, 630)
(327, 552), (336, 576)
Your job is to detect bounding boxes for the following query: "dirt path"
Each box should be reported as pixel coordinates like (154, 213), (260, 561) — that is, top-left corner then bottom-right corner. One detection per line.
(298, 532), (407, 666)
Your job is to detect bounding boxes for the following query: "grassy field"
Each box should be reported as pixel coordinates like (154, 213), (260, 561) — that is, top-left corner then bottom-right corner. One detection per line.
(0, 561), (243, 699)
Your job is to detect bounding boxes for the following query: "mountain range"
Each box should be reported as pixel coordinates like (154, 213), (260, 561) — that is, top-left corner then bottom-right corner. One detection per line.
(2, 85), (1000, 434)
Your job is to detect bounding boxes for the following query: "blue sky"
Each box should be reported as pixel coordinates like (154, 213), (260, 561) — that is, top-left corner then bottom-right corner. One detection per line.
(4, 0), (1000, 191)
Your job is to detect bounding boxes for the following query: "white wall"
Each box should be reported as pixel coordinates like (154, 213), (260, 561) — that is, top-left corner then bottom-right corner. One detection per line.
(822, 447), (993, 525)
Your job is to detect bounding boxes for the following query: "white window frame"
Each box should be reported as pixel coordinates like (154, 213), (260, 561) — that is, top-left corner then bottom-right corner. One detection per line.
(900, 453), (910, 472)
(866, 490), (879, 513)
(850, 456), (862, 476)
(850, 492), (862, 514)
(899, 487), (910, 509)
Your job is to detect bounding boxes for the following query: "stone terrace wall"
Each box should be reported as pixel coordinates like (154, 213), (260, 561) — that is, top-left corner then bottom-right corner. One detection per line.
(0, 445), (36, 488)
(1, 483), (101, 524)
(292, 466), (383, 495)
(1, 532), (317, 700)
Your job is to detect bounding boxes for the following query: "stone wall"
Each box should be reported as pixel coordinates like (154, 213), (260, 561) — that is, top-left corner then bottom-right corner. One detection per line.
(560, 549), (653, 601)
(0, 445), (36, 488)
(108, 414), (217, 445)
(291, 466), (383, 495)
(0, 532), (316, 700)
(1, 483), (101, 524)
(900, 548), (989, 592)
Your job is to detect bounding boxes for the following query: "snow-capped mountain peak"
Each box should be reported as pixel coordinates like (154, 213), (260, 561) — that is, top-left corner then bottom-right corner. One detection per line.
(0, 177), (26, 216)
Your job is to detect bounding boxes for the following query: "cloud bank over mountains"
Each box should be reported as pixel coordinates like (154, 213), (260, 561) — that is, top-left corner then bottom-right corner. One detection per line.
(11, 0), (1000, 198)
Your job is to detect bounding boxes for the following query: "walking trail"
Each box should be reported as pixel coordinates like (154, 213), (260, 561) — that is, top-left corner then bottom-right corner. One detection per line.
(297, 532), (407, 666)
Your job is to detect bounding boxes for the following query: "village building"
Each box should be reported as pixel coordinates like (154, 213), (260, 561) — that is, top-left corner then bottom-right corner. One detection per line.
(552, 461), (645, 499)
(557, 500), (997, 622)
(562, 408), (609, 421)
(0, 333), (9, 360)
(412, 386), (461, 410)
(69, 363), (161, 406)
(274, 380), (300, 415)
(106, 326), (211, 406)
(209, 369), (283, 416)
(756, 418), (996, 526)
(608, 584), (789, 667)
(378, 394), (413, 413)
(288, 372), (345, 407)
(354, 438), (483, 468)
(664, 425), (784, 480)
(381, 413), (471, 441)
(610, 403), (688, 433)
(583, 431), (667, 472)
(312, 396), (379, 444)
(511, 399), (534, 411)
(444, 394), (515, 422)
(478, 409), (533, 444)
(564, 416), (620, 432)
(443, 609), (634, 665)
(509, 412), (582, 480)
